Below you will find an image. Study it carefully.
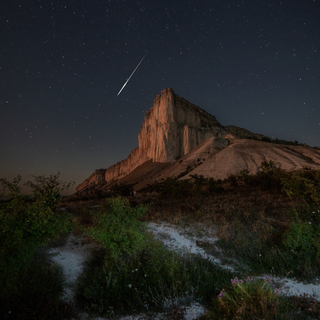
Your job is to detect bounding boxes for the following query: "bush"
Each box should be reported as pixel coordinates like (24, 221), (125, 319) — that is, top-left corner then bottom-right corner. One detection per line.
(283, 220), (320, 261)
(251, 160), (283, 192)
(83, 197), (149, 263)
(76, 197), (236, 317)
(260, 160), (278, 173)
(0, 174), (74, 318)
(215, 204), (320, 281)
(280, 170), (320, 262)
(281, 170), (320, 206)
(207, 177), (225, 195)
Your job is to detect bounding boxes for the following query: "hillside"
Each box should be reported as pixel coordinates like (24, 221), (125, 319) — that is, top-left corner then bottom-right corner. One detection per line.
(76, 88), (320, 194)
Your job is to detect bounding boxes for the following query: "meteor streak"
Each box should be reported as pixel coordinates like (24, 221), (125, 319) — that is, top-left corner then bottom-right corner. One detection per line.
(117, 54), (146, 96)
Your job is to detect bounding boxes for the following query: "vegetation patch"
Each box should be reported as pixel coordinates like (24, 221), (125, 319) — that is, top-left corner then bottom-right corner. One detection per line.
(0, 174), (74, 319)
(202, 276), (305, 320)
(75, 197), (234, 318)
(1, 165), (319, 319)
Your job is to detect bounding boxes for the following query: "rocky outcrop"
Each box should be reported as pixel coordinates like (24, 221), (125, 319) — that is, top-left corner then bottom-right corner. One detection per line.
(77, 88), (228, 192)
(76, 169), (105, 192)
(76, 87), (320, 194)
(138, 88), (226, 162)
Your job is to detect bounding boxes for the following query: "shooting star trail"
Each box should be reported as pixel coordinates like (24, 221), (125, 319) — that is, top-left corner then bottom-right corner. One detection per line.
(117, 54), (146, 96)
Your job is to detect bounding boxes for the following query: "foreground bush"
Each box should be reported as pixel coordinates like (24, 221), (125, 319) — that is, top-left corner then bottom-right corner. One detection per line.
(0, 174), (74, 319)
(283, 208), (320, 262)
(83, 197), (149, 263)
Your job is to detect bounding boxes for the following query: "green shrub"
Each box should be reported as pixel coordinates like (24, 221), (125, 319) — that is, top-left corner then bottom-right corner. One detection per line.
(0, 175), (74, 282)
(260, 160), (278, 173)
(76, 196), (236, 316)
(255, 161), (283, 191)
(215, 206), (320, 281)
(207, 177), (225, 195)
(83, 197), (149, 263)
(281, 170), (320, 205)
(237, 160), (287, 192)
(0, 174), (74, 317)
(239, 169), (250, 184)
(283, 221), (320, 261)
(280, 170), (320, 261)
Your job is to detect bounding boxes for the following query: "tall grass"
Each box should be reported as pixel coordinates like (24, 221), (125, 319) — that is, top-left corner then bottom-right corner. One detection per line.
(74, 197), (235, 317)
(75, 232), (234, 318)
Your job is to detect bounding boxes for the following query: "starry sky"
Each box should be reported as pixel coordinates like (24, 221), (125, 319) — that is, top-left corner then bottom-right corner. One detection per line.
(1, 0), (319, 194)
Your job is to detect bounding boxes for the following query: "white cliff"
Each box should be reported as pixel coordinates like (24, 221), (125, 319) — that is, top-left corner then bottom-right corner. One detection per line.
(76, 88), (226, 192)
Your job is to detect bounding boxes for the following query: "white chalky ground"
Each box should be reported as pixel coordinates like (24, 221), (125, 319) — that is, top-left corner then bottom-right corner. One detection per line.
(48, 221), (320, 319)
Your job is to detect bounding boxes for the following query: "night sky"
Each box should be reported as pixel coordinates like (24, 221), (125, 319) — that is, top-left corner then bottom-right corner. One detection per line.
(1, 0), (319, 194)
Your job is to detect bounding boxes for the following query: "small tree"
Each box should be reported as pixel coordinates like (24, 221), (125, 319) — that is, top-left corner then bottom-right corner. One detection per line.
(25, 172), (73, 207)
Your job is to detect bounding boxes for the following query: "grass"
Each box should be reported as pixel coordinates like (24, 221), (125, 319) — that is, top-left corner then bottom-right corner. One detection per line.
(140, 169), (320, 282)
(75, 239), (235, 318)
(1, 167), (320, 319)
(71, 180), (319, 318)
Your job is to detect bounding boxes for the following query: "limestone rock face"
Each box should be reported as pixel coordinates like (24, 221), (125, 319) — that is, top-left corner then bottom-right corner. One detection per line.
(76, 88), (227, 192)
(138, 88), (226, 163)
(76, 87), (320, 194)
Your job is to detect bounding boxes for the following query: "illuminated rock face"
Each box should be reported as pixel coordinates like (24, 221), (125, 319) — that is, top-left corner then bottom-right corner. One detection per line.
(76, 88), (320, 193)
(76, 88), (226, 192)
(138, 87), (226, 163)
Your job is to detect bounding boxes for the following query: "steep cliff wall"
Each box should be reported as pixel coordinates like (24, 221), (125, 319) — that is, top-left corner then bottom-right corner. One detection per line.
(76, 88), (226, 192)
(138, 87), (226, 162)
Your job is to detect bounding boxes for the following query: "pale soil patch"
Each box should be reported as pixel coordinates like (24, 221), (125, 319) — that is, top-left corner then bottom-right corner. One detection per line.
(276, 277), (320, 300)
(48, 232), (99, 303)
(147, 222), (320, 302)
(147, 222), (235, 272)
